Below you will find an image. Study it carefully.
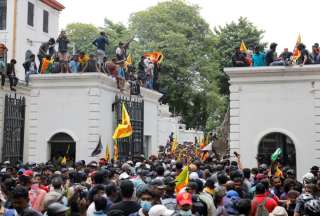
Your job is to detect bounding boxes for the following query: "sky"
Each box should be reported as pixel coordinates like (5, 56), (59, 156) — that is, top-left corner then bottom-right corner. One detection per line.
(59, 0), (320, 51)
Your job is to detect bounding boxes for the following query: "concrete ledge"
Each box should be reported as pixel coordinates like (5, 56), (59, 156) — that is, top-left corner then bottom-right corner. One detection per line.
(225, 65), (320, 84)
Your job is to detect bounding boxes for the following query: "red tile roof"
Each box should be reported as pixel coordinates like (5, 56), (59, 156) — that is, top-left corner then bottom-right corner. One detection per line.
(40, 0), (65, 11)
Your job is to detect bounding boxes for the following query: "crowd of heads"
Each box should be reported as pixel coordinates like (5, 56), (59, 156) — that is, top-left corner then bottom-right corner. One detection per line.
(0, 30), (161, 92)
(232, 42), (320, 68)
(0, 139), (319, 216)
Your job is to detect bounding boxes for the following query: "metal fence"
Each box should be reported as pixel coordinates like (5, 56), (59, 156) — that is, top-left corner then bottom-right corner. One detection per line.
(113, 95), (144, 159)
(2, 94), (26, 163)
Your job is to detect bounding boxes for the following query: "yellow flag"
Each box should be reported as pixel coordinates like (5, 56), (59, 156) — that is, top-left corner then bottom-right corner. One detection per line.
(126, 54), (132, 65)
(171, 138), (177, 154)
(61, 156), (67, 165)
(112, 103), (133, 140)
(105, 144), (110, 162)
(240, 40), (248, 52)
(293, 33), (302, 61)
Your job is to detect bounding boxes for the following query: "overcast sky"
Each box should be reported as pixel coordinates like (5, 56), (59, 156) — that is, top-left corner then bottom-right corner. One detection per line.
(59, 0), (320, 51)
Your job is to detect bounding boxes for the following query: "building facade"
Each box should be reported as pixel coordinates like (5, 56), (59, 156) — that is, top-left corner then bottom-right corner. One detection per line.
(0, 0), (64, 78)
(0, 73), (203, 164)
(225, 65), (320, 180)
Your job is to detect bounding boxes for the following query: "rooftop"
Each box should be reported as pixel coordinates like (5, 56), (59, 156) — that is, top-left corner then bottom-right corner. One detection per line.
(40, 0), (65, 11)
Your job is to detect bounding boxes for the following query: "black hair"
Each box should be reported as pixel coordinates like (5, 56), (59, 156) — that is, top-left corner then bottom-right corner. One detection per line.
(93, 171), (105, 184)
(106, 183), (117, 197)
(283, 178), (296, 193)
(156, 166), (165, 176)
(255, 183), (266, 194)
(51, 176), (63, 190)
(12, 186), (29, 199)
(100, 32), (105, 36)
(236, 199), (252, 215)
(94, 195), (107, 212)
(120, 180), (134, 198)
(260, 179), (270, 190)
(89, 184), (106, 203)
(251, 168), (258, 175)
(243, 168), (251, 179)
(175, 161), (183, 170)
(217, 172), (229, 185)
(10, 59), (16, 64)
(205, 177), (215, 189)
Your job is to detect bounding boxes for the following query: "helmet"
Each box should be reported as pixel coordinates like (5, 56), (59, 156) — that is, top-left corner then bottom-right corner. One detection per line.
(303, 173), (315, 184)
(304, 199), (320, 215)
(299, 193), (314, 203)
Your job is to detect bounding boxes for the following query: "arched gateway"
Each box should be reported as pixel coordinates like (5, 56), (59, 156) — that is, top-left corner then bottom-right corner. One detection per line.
(257, 132), (296, 171)
(49, 132), (76, 163)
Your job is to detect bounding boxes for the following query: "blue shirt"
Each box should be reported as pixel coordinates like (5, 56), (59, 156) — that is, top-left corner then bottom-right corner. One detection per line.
(93, 36), (109, 51)
(69, 60), (79, 73)
(252, 52), (266, 67)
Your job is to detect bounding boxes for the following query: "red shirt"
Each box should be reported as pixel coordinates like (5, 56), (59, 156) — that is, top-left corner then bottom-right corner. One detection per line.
(251, 194), (278, 216)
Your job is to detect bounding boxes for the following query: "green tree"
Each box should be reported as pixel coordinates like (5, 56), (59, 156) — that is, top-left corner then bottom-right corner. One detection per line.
(214, 17), (265, 94)
(65, 23), (99, 54)
(103, 19), (133, 59)
(129, 0), (226, 130)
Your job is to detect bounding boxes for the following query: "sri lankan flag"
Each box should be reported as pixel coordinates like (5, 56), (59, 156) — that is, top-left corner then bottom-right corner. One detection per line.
(176, 166), (189, 193)
(112, 103), (133, 139)
(144, 52), (164, 64)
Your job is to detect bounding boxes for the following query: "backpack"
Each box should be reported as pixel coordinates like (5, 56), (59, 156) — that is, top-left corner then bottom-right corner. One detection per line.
(255, 198), (269, 216)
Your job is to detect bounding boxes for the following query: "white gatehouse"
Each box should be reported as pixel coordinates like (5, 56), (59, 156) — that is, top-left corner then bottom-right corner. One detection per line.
(225, 65), (320, 180)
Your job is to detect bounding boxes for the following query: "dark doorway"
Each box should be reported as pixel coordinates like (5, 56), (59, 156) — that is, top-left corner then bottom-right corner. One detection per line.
(257, 132), (296, 171)
(49, 133), (75, 164)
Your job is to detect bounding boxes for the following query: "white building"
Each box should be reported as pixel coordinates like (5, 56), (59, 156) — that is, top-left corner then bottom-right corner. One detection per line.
(226, 65), (320, 180)
(158, 104), (203, 145)
(0, 0), (64, 78)
(0, 73), (202, 164)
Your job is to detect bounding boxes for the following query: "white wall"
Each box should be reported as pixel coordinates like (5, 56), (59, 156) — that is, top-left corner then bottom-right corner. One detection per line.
(0, 0), (60, 78)
(157, 105), (204, 146)
(26, 73), (162, 163)
(226, 65), (320, 180)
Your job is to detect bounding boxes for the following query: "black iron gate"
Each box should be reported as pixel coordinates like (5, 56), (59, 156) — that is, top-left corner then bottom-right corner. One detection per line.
(113, 95), (144, 159)
(2, 94), (26, 163)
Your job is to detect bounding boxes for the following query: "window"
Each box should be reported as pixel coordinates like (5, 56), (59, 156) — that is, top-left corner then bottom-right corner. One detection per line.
(27, 2), (34, 27)
(0, 0), (7, 30)
(43, 10), (49, 33)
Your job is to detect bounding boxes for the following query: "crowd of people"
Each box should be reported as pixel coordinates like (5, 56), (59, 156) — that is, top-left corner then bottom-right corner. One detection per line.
(0, 31), (160, 92)
(0, 138), (319, 216)
(232, 42), (320, 67)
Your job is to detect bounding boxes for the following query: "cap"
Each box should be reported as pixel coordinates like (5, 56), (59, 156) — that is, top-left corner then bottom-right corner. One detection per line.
(47, 202), (69, 216)
(176, 192), (192, 206)
(150, 179), (165, 189)
(148, 204), (174, 216)
(226, 190), (239, 198)
(23, 170), (33, 177)
(269, 206), (288, 216)
(189, 172), (199, 180)
(119, 172), (130, 180)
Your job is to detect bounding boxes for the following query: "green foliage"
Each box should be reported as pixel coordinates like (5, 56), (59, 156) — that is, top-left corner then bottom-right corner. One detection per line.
(129, 0), (226, 130)
(65, 23), (99, 54)
(214, 17), (265, 94)
(63, 3), (265, 132)
(103, 19), (133, 59)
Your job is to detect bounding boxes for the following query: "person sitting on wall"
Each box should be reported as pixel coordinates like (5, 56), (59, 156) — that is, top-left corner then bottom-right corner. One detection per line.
(5, 59), (18, 91)
(232, 47), (249, 67)
(82, 54), (100, 73)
